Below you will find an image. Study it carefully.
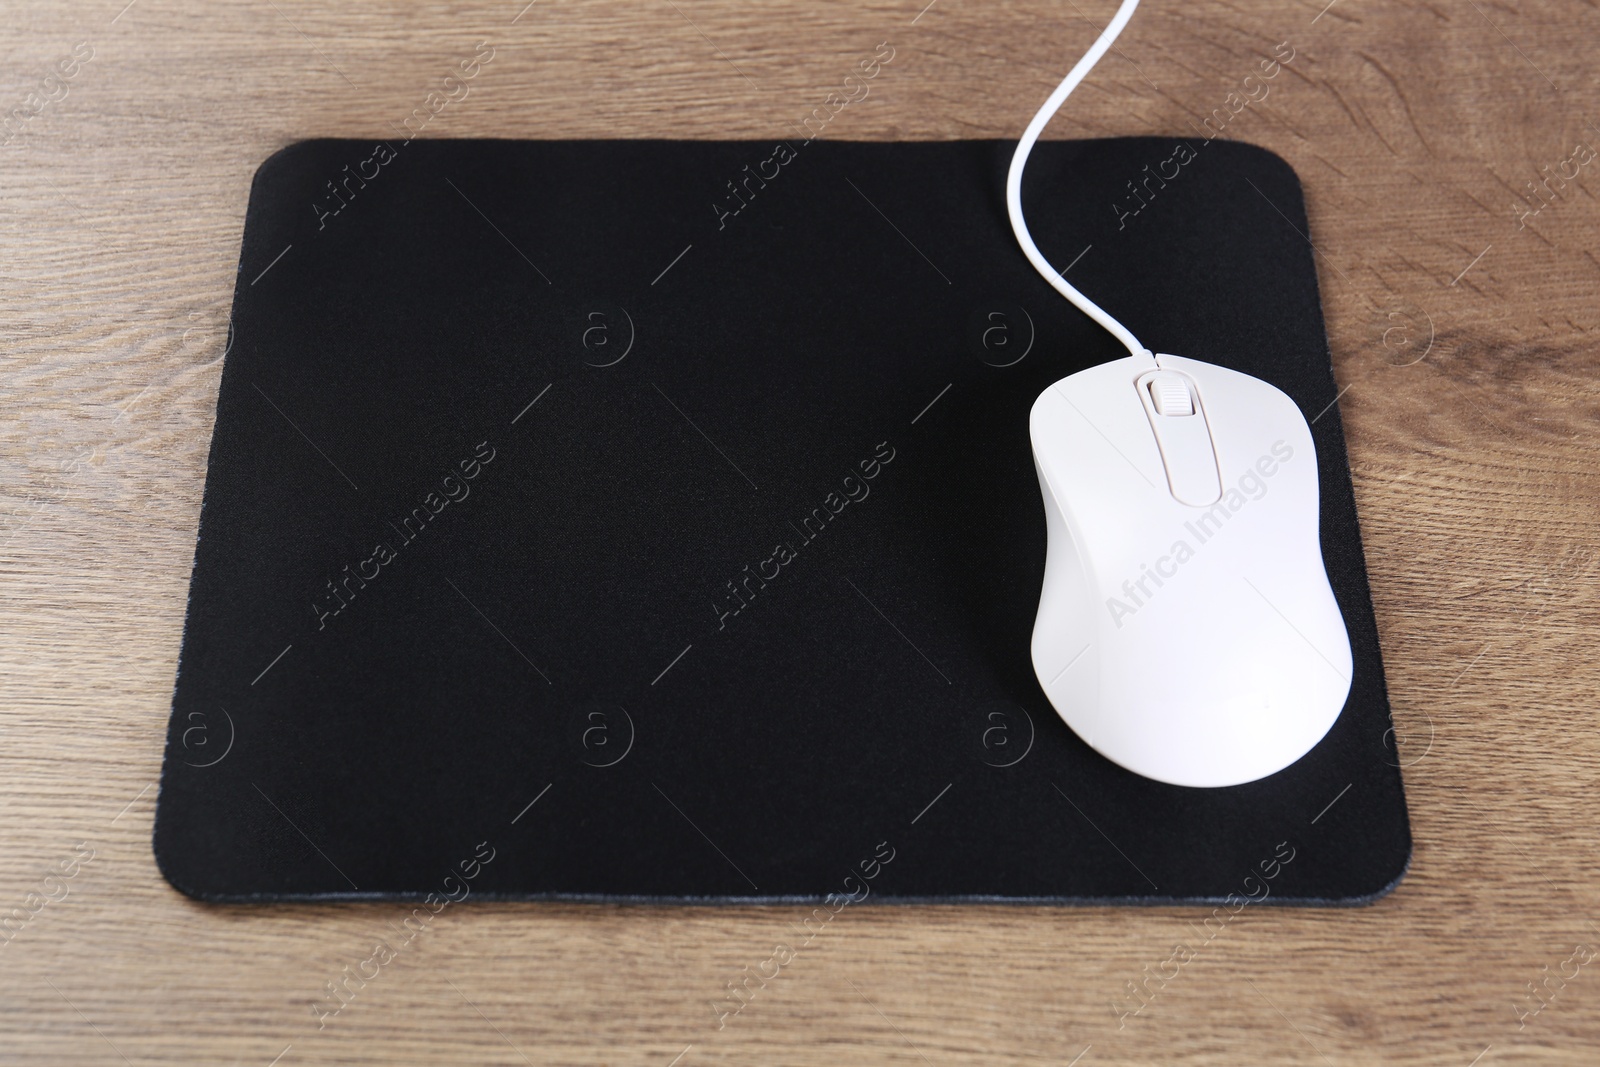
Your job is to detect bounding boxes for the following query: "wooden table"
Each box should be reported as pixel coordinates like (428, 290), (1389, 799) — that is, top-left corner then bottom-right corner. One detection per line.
(3, 1), (1596, 1063)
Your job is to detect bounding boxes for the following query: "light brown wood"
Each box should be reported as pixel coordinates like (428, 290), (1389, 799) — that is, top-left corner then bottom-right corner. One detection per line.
(3, 1), (1598, 1063)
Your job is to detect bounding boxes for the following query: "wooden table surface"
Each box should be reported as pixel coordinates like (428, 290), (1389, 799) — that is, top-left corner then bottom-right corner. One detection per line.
(3, 1), (1597, 1063)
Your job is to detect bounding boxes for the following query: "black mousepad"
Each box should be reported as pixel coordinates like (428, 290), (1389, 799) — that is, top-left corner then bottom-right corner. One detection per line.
(154, 137), (1410, 903)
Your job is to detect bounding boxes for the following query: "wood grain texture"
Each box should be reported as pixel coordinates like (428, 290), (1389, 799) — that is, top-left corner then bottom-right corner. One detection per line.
(2, 0), (1597, 1063)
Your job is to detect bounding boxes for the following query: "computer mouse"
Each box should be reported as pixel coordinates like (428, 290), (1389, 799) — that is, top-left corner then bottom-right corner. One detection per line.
(1029, 352), (1352, 787)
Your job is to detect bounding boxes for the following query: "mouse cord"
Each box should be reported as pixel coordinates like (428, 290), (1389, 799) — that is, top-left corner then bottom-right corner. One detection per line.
(1006, 0), (1154, 365)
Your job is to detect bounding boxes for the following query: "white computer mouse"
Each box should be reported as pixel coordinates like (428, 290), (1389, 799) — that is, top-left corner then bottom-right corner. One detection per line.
(1029, 352), (1352, 787)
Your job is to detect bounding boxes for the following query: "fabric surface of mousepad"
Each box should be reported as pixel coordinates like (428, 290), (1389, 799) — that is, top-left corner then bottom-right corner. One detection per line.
(154, 136), (1411, 903)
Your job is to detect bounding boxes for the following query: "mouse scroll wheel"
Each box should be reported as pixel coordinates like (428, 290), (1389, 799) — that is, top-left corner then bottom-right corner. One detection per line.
(1147, 374), (1195, 416)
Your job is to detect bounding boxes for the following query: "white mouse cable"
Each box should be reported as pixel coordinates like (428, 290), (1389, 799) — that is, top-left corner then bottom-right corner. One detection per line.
(1006, 0), (1152, 364)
